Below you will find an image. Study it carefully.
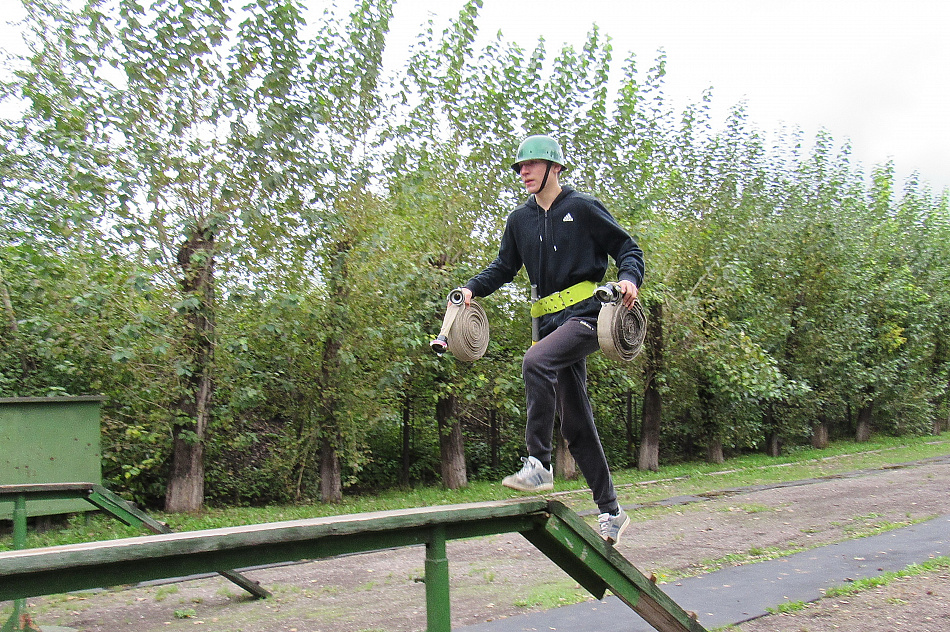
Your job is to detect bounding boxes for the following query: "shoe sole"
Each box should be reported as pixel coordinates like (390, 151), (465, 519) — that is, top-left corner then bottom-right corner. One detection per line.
(605, 513), (631, 545)
(502, 478), (554, 492)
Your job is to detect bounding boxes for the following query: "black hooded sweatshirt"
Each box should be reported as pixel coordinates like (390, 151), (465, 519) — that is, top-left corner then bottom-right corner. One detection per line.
(465, 186), (644, 339)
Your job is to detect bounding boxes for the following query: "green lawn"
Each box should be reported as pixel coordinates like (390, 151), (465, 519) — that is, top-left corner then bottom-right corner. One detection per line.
(2, 432), (947, 551)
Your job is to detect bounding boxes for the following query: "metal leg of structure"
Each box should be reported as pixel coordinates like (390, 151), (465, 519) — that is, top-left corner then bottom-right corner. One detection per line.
(425, 525), (451, 632)
(2, 495), (40, 632)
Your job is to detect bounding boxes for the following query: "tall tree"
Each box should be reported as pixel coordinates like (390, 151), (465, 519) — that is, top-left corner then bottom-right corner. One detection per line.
(606, 51), (674, 470)
(111, 0), (239, 512)
(287, 0), (393, 502)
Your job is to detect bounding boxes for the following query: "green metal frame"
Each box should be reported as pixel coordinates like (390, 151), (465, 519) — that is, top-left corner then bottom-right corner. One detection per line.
(0, 397), (104, 520)
(0, 496), (37, 632)
(0, 498), (706, 632)
(0, 483), (269, 601)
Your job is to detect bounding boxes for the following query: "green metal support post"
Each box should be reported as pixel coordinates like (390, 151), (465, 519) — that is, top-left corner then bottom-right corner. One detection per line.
(1, 494), (39, 632)
(10, 495), (24, 551)
(425, 525), (451, 632)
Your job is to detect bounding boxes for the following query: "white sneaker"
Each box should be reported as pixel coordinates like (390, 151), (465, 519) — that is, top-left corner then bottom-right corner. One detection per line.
(502, 456), (554, 492)
(598, 508), (631, 544)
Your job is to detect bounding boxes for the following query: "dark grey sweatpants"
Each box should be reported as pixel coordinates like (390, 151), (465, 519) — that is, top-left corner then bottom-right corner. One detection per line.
(522, 317), (619, 515)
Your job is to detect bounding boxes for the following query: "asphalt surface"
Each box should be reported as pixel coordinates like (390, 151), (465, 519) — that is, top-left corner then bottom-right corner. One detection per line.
(459, 513), (950, 631)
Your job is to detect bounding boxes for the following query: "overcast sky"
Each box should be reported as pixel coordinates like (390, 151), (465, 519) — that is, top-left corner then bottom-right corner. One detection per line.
(2, 0), (948, 192)
(387, 0), (949, 193)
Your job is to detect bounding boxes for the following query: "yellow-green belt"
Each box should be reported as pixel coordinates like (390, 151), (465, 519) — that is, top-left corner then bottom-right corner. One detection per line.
(530, 280), (598, 318)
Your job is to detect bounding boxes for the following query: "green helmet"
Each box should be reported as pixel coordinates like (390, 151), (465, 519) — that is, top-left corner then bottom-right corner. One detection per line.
(510, 134), (567, 173)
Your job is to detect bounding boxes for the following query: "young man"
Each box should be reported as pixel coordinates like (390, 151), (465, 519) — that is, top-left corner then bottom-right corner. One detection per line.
(457, 134), (644, 544)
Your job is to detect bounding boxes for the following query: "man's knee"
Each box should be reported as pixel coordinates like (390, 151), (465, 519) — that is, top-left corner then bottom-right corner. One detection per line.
(522, 344), (546, 377)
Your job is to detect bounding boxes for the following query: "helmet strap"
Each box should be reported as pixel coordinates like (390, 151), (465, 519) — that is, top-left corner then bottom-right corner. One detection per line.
(537, 161), (553, 194)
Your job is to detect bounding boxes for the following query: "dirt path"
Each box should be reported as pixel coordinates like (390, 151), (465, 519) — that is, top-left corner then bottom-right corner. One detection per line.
(9, 456), (950, 632)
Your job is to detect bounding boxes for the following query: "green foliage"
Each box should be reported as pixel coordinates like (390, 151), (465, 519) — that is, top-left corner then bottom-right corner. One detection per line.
(3, 433), (946, 552)
(1, 0), (948, 508)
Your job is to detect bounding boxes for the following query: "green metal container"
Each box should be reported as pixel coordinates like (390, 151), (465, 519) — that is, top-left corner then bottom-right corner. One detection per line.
(0, 396), (104, 519)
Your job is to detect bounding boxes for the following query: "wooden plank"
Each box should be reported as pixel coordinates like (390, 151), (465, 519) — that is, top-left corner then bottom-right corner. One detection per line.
(0, 396), (104, 404)
(519, 502), (707, 632)
(0, 482), (272, 599)
(2, 499), (548, 565)
(0, 483), (97, 499)
(0, 497), (709, 632)
(0, 499), (549, 602)
(0, 483), (97, 493)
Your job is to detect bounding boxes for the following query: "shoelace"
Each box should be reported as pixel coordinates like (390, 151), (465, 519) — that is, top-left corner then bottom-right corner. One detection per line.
(517, 457), (536, 474)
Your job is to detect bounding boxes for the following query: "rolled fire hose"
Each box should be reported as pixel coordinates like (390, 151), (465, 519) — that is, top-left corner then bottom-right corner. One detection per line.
(595, 283), (648, 362)
(430, 289), (489, 362)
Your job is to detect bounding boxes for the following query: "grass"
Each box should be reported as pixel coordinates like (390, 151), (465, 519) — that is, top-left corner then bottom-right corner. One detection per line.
(822, 556), (950, 598)
(154, 584), (179, 601)
(1, 432), (947, 551)
(512, 578), (590, 609)
(665, 506), (920, 583)
(765, 599), (808, 614)
(749, 556), (950, 624)
(608, 434), (950, 509)
(1, 434), (947, 627)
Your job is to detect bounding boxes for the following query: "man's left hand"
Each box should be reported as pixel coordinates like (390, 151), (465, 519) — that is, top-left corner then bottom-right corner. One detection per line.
(616, 280), (639, 309)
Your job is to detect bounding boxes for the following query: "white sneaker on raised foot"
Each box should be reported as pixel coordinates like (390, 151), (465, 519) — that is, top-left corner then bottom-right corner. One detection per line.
(598, 508), (631, 545)
(502, 456), (554, 492)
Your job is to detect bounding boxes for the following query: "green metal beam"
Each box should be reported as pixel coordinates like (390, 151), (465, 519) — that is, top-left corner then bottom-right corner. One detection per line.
(86, 485), (171, 533)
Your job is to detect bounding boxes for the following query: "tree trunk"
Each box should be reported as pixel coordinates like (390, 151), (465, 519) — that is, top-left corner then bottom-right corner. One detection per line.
(934, 339), (949, 436)
(320, 436), (342, 503)
(166, 423), (205, 512)
(489, 409), (500, 472)
(764, 406), (782, 456)
(165, 224), (215, 513)
(766, 432), (782, 456)
(313, 244), (351, 505)
(624, 388), (636, 466)
(699, 378), (721, 464)
(555, 431), (577, 480)
(811, 419), (829, 449)
(706, 439), (725, 464)
(0, 263), (17, 334)
(856, 403), (873, 442)
(401, 393), (411, 487)
(437, 395), (467, 489)
(638, 300), (663, 472)
(0, 262), (35, 380)
(946, 375), (950, 433)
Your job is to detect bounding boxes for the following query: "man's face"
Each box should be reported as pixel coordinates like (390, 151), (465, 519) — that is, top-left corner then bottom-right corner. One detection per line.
(517, 159), (559, 194)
